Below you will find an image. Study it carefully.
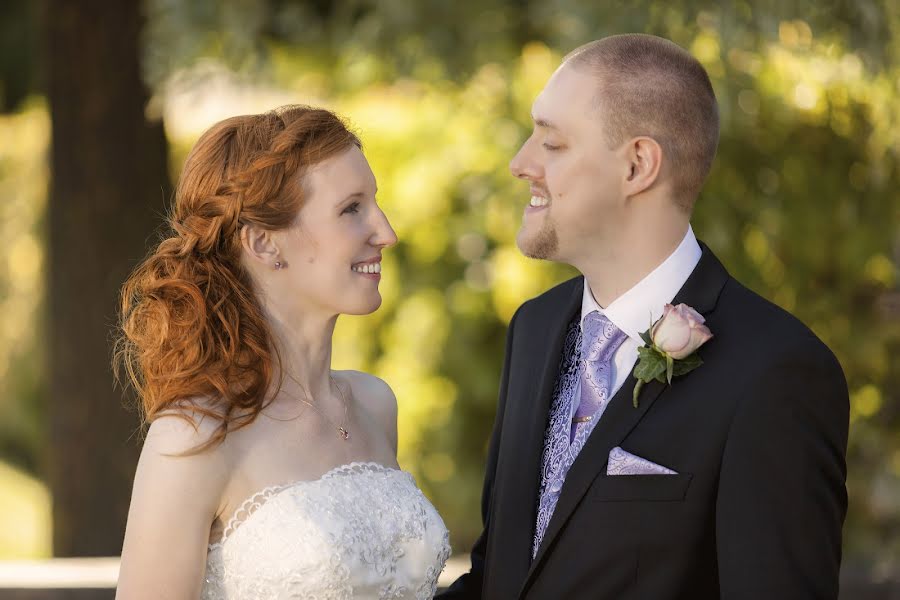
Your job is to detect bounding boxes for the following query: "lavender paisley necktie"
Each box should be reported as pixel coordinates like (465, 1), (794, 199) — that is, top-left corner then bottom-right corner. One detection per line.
(571, 311), (628, 440)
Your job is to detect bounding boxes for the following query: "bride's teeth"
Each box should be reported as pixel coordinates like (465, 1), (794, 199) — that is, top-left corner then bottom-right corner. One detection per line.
(352, 263), (382, 274)
(530, 195), (550, 207)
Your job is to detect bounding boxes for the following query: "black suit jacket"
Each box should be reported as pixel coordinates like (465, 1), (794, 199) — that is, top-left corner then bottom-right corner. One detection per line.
(440, 244), (849, 599)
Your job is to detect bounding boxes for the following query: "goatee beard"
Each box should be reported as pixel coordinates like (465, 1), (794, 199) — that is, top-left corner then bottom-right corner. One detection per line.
(518, 220), (559, 260)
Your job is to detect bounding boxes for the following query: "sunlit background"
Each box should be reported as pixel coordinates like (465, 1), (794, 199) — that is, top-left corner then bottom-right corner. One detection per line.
(0, 0), (898, 594)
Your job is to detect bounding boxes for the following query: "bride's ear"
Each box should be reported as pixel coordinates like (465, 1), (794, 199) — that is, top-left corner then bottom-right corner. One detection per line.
(240, 224), (281, 269)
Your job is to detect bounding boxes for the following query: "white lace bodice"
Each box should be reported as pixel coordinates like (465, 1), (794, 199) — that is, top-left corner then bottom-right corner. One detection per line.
(202, 462), (451, 599)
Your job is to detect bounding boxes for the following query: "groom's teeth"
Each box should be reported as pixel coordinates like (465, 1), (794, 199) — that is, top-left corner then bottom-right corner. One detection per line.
(530, 195), (550, 207)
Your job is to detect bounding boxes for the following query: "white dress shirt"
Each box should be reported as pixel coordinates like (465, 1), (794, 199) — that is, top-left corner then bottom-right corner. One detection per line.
(571, 226), (702, 417)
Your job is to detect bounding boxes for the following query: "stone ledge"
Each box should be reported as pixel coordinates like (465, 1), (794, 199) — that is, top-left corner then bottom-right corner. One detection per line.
(0, 557), (895, 599)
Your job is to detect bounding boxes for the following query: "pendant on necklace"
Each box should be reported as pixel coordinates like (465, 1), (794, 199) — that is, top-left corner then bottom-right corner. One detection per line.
(339, 427), (350, 441)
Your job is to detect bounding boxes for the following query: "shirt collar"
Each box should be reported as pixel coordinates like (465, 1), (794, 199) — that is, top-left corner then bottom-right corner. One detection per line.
(581, 226), (702, 343)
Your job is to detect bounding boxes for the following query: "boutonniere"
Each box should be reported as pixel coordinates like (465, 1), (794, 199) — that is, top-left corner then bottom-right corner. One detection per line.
(632, 303), (713, 407)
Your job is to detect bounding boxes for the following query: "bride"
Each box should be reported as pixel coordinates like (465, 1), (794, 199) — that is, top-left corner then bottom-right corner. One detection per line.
(115, 105), (450, 599)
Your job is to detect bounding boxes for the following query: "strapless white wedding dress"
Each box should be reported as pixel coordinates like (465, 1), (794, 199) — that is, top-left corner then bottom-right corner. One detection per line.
(201, 462), (451, 599)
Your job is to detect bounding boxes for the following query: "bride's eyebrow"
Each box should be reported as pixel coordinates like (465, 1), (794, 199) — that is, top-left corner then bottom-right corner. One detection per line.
(338, 184), (378, 204)
(339, 192), (364, 204)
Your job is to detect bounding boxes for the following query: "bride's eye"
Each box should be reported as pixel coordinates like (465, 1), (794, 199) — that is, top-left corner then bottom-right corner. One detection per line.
(341, 202), (361, 215)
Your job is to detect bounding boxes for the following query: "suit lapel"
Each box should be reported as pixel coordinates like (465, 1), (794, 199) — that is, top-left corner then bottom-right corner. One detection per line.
(524, 375), (667, 581)
(522, 243), (730, 593)
(501, 279), (582, 588)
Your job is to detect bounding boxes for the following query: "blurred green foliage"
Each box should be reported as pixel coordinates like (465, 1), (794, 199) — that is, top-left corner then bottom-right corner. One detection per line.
(0, 460), (50, 558)
(1, 0), (898, 577)
(0, 102), (47, 477)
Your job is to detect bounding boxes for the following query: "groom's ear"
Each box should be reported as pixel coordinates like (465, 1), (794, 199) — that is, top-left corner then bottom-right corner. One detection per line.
(622, 136), (663, 197)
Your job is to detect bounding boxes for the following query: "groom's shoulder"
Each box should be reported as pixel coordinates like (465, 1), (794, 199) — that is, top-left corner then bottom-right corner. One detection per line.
(719, 276), (807, 335)
(516, 276), (582, 320)
(714, 277), (848, 438)
(717, 276), (839, 367)
(509, 276), (582, 328)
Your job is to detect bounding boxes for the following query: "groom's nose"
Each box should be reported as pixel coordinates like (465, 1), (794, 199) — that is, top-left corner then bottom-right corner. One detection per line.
(509, 137), (541, 181)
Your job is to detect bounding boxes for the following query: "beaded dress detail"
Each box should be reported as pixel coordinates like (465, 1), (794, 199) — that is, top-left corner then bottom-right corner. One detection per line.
(201, 462), (450, 599)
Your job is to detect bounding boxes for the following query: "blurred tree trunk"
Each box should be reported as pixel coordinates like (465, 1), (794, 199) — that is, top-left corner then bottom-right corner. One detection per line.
(43, 0), (169, 555)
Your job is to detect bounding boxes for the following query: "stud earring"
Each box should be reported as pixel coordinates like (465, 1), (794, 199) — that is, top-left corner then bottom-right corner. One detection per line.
(274, 261), (284, 270)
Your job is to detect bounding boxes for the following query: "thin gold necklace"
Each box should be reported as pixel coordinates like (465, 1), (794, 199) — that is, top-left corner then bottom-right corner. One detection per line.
(282, 372), (351, 441)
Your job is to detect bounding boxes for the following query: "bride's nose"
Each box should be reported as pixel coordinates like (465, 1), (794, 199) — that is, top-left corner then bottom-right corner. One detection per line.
(370, 207), (398, 247)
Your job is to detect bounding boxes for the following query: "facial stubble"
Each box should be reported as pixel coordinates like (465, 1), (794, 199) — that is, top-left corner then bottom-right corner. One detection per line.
(517, 213), (559, 260)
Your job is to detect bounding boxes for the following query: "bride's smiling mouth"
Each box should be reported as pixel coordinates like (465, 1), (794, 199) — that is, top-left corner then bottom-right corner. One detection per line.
(351, 256), (382, 279)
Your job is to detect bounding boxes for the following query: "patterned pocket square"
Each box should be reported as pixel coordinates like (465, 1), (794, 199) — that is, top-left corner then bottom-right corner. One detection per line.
(607, 446), (677, 476)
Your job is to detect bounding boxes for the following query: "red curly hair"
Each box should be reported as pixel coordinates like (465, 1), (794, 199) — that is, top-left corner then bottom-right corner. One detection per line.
(115, 105), (361, 451)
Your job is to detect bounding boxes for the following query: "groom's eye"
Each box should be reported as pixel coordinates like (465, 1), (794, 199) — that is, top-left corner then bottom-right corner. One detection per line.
(543, 142), (563, 151)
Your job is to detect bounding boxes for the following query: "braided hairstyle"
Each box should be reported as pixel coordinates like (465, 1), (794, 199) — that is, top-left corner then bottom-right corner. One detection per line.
(115, 105), (361, 451)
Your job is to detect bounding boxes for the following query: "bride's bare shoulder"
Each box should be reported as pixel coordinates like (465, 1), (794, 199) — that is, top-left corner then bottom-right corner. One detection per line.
(119, 399), (235, 594)
(338, 371), (397, 450)
(130, 400), (238, 523)
(142, 398), (237, 470)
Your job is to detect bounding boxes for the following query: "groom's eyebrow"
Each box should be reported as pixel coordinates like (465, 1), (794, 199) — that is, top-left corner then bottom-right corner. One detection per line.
(532, 115), (559, 130)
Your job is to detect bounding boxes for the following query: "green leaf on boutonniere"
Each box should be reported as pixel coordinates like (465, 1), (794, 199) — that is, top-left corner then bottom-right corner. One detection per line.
(632, 304), (713, 407)
(671, 353), (703, 377)
(632, 345), (666, 407)
(633, 346), (666, 381)
(639, 329), (654, 347)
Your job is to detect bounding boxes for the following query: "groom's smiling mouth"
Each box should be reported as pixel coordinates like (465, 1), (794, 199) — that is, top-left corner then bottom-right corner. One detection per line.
(525, 188), (551, 214)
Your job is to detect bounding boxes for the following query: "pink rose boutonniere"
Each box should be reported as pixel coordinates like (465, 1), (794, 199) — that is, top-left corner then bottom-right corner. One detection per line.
(632, 303), (713, 407)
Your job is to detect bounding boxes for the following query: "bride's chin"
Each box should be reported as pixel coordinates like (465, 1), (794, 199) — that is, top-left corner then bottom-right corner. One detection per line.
(341, 296), (382, 316)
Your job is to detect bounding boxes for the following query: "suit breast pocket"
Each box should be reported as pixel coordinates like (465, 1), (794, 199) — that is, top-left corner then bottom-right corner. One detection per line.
(589, 473), (693, 502)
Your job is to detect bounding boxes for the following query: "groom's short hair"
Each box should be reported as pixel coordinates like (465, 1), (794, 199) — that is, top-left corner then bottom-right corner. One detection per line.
(564, 34), (719, 209)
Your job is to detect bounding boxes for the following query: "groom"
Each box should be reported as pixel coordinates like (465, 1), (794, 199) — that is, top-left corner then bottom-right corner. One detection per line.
(441, 34), (849, 599)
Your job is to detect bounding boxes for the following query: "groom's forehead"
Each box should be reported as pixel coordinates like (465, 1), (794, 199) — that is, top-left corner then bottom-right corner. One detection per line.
(533, 68), (598, 126)
(531, 100), (597, 136)
(531, 90), (567, 129)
